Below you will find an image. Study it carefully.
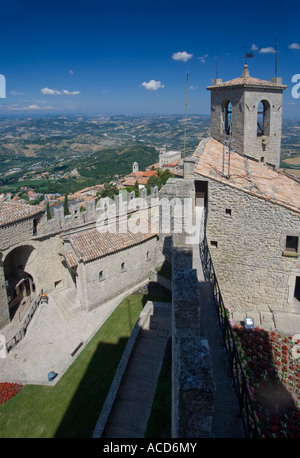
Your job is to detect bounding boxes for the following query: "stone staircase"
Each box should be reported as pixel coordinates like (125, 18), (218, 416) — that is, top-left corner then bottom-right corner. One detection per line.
(50, 287), (83, 320)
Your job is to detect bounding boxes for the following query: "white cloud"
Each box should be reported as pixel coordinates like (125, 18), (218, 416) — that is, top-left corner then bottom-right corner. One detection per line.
(62, 89), (80, 95)
(28, 105), (42, 110)
(41, 87), (80, 96)
(259, 47), (276, 54)
(197, 54), (208, 63)
(141, 80), (165, 91)
(69, 69), (74, 74)
(289, 43), (300, 50)
(10, 90), (25, 96)
(251, 44), (258, 51)
(7, 104), (54, 111)
(172, 51), (193, 62)
(41, 87), (61, 95)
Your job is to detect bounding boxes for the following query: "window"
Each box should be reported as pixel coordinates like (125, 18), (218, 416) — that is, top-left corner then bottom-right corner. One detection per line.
(285, 236), (299, 253)
(146, 251), (151, 261)
(99, 271), (104, 281)
(121, 262), (125, 272)
(222, 100), (232, 135)
(257, 100), (270, 137)
(294, 277), (300, 302)
(225, 208), (232, 216)
(210, 241), (218, 248)
(33, 218), (38, 236)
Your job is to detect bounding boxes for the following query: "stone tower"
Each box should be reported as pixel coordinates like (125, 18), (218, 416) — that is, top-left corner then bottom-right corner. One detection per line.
(132, 161), (139, 173)
(207, 64), (287, 169)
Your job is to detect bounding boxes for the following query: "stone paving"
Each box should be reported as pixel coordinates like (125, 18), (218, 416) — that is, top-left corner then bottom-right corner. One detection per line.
(0, 283), (147, 386)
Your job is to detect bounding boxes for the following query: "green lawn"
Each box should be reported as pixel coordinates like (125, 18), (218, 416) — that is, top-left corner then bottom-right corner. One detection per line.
(0, 294), (145, 438)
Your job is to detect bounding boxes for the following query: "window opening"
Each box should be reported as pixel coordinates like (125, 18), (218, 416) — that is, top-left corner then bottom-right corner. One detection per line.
(294, 277), (300, 302)
(257, 100), (270, 137)
(285, 236), (298, 253)
(222, 101), (232, 135)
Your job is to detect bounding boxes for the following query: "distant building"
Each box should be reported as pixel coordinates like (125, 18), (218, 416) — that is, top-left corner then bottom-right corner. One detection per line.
(132, 161), (139, 173)
(159, 148), (181, 167)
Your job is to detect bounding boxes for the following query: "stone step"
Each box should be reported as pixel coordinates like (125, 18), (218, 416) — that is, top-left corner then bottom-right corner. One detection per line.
(50, 288), (83, 320)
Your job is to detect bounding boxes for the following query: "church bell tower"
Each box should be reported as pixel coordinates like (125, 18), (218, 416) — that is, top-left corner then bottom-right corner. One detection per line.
(207, 64), (287, 169)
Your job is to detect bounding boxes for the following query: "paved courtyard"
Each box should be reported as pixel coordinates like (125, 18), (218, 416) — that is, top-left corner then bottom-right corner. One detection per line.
(0, 284), (145, 386)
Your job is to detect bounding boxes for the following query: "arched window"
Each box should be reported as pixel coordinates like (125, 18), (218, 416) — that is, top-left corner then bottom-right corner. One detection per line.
(257, 100), (270, 137)
(221, 100), (232, 135)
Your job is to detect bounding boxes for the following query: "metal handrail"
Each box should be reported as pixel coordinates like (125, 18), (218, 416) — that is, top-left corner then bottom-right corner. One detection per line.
(6, 291), (43, 352)
(201, 238), (260, 438)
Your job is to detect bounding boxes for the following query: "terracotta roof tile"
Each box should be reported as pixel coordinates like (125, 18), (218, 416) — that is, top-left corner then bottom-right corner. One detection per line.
(193, 138), (300, 214)
(207, 66), (287, 90)
(68, 228), (157, 263)
(0, 201), (44, 227)
(63, 251), (78, 269)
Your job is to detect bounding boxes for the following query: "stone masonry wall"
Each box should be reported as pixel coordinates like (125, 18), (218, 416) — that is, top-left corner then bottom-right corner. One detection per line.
(171, 237), (215, 438)
(210, 86), (284, 168)
(80, 236), (159, 311)
(0, 187), (162, 329)
(203, 177), (300, 333)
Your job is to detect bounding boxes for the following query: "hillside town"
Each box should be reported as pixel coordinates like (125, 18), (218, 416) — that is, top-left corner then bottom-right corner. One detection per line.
(0, 147), (184, 210)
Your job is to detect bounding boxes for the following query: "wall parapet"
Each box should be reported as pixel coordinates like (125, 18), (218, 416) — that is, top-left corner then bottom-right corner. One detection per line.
(171, 245), (215, 438)
(37, 186), (160, 238)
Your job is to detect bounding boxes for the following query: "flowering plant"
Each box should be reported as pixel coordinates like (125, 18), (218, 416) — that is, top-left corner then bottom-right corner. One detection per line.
(0, 383), (23, 405)
(233, 326), (300, 438)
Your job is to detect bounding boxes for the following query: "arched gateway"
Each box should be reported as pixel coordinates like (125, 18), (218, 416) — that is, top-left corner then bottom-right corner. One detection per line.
(0, 201), (44, 329)
(3, 245), (36, 320)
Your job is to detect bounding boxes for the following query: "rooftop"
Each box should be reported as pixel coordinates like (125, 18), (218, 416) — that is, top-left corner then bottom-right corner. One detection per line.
(0, 201), (44, 227)
(67, 228), (157, 263)
(207, 65), (288, 91)
(193, 138), (300, 214)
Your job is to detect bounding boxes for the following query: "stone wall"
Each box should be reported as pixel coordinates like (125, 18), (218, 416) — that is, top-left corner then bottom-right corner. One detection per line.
(37, 187), (159, 238)
(158, 176), (215, 438)
(79, 236), (160, 311)
(0, 187), (163, 329)
(202, 176), (300, 333)
(210, 85), (284, 169)
(171, 237), (215, 438)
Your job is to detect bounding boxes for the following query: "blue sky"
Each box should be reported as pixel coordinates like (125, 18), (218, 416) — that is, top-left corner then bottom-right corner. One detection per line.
(0, 0), (299, 118)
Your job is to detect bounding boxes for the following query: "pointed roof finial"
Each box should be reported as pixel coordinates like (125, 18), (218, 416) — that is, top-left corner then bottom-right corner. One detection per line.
(242, 64), (249, 77)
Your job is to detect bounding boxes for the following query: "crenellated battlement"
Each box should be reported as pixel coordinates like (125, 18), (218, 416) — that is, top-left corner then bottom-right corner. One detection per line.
(37, 186), (160, 237)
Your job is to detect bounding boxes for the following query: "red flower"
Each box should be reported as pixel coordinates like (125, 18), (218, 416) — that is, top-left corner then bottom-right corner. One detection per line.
(0, 383), (23, 405)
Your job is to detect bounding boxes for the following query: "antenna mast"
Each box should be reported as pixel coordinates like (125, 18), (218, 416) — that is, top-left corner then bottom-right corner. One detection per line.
(216, 37), (219, 79)
(183, 72), (189, 158)
(275, 34), (278, 78)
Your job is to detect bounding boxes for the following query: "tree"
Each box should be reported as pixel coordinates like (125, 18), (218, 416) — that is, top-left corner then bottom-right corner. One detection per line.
(63, 194), (70, 216)
(46, 202), (52, 220)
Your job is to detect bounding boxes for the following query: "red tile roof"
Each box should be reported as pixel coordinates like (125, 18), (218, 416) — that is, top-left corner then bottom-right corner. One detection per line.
(207, 66), (287, 90)
(193, 138), (300, 214)
(0, 201), (44, 227)
(68, 228), (157, 263)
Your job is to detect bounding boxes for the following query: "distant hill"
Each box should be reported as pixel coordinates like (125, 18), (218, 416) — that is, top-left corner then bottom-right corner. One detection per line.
(0, 114), (299, 194)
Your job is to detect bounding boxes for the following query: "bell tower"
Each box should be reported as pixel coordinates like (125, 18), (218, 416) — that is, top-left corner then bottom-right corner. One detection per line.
(207, 65), (287, 169)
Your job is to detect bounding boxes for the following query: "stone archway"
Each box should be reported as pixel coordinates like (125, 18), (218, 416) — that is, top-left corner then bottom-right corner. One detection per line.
(3, 245), (37, 320)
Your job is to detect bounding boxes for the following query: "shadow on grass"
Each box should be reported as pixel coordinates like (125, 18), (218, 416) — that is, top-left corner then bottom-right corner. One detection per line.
(139, 282), (172, 308)
(54, 338), (129, 438)
(145, 337), (172, 438)
(54, 282), (172, 438)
